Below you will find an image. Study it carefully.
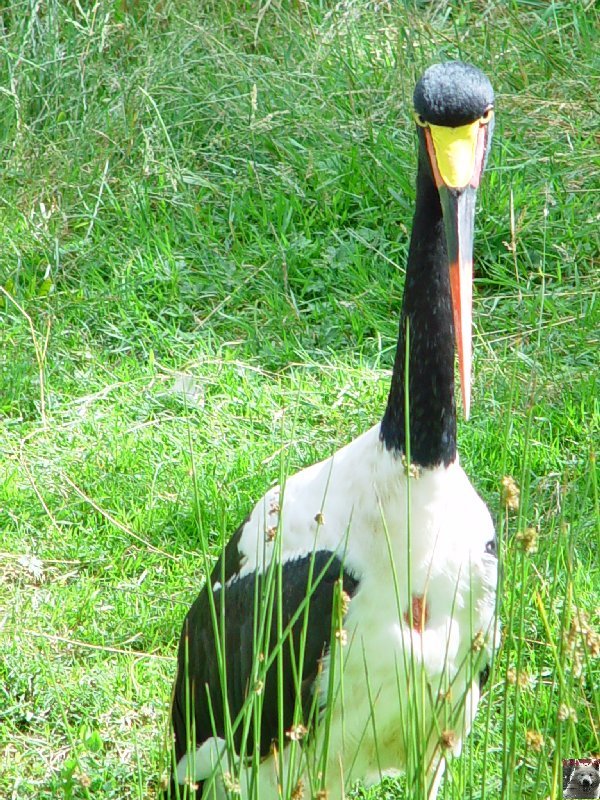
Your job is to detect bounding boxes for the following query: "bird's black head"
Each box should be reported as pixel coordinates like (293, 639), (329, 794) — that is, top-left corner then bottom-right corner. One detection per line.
(413, 61), (494, 127)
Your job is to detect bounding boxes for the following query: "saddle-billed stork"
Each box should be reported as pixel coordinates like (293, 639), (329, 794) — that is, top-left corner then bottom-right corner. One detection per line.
(162, 61), (498, 800)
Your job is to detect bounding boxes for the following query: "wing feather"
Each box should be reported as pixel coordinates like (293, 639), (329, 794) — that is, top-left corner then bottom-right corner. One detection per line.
(167, 550), (360, 796)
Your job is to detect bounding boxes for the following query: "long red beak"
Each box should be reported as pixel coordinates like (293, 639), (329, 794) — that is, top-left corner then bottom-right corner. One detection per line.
(438, 186), (476, 419)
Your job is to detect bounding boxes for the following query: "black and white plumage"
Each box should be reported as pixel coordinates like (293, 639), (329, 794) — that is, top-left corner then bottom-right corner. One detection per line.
(169, 552), (360, 795)
(163, 62), (499, 800)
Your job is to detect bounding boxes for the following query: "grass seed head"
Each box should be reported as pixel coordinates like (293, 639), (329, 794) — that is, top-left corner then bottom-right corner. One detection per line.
(286, 723), (308, 741)
(525, 730), (544, 752)
(564, 606), (600, 669)
(501, 476), (520, 511)
(266, 526), (277, 541)
(507, 667), (535, 689)
(335, 628), (348, 646)
(223, 772), (241, 794)
(340, 588), (351, 615)
(516, 527), (538, 554)
(557, 703), (578, 723)
(401, 454), (422, 479)
(440, 730), (457, 750)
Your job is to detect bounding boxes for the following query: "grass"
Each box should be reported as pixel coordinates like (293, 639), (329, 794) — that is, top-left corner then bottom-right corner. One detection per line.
(0, 0), (598, 797)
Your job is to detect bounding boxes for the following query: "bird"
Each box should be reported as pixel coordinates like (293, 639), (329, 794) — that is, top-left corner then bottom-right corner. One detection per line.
(162, 61), (499, 800)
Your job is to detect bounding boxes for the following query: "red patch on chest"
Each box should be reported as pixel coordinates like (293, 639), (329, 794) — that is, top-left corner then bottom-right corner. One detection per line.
(404, 595), (429, 633)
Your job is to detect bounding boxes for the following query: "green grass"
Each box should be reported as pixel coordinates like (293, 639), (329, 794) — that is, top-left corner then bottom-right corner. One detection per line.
(1, 0), (598, 797)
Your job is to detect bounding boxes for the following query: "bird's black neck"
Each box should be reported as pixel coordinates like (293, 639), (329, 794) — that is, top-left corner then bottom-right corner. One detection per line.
(380, 160), (457, 468)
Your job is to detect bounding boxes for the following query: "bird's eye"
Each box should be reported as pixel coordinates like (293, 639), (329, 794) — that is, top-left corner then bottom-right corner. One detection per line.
(414, 112), (428, 127)
(480, 107), (494, 124)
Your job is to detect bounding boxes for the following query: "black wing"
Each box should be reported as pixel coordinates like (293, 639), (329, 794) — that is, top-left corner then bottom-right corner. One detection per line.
(210, 516), (248, 586)
(166, 551), (360, 798)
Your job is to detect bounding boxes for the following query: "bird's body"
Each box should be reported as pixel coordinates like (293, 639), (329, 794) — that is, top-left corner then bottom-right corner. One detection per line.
(172, 434), (496, 798)
(164, 61), (499, 800)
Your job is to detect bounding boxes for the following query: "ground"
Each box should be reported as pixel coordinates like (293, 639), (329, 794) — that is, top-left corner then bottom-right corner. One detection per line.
(0, 1), (598, 798)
